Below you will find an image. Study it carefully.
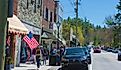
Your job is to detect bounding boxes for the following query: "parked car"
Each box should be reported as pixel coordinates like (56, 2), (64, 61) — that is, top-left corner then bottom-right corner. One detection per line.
(112, 48), (118, 53)
(118, 49), (121, 61)
(107, 48), (113, 52)
(103, 47), (109, 51)
(61, 47), (88, 70)
(93, 47), (101, 53)
(82, 47), (91, 64)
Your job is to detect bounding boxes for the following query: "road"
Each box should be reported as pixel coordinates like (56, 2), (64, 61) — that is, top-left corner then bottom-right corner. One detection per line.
(12, 51), (121, 70)
(92, 51), (121, 70)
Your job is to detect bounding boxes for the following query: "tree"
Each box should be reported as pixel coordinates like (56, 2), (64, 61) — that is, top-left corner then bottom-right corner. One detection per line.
(62, 17), (95, 46)
(115, 0), (121, 24)
(62, 19), (70, 41)
(103, 0), (121, 48)
(104, 16), (116, 26)
(62, 17), (85, 46)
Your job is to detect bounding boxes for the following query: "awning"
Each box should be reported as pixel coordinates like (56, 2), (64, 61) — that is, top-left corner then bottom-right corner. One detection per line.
(22, 21), (41, 35)
(41, 32), (48, 39)
(62, 39), (66, 46)
(41, 32), (56, 40)
(8, 15), (28, 34)
(57, 38), (66, 46)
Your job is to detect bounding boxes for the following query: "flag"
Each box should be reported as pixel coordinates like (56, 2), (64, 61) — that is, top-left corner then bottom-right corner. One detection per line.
(23, 35), (39, 49)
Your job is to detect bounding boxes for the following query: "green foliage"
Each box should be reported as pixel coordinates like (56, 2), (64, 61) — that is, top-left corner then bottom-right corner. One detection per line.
(103, 0), (121, 48)
(104, 16), (115, 26)
(62, 0), (121, 47)
(62, 17), (95, 46)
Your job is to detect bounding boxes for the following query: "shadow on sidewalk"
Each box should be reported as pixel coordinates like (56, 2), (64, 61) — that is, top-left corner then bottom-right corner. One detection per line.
(27, 69), (36, 70)
(18, 66), (27, 67)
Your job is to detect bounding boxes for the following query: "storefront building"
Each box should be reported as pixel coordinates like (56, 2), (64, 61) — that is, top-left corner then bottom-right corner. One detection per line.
(17, 0), (42, 64)
(7, 15), (28, 67)
(20, 20), (41, 63)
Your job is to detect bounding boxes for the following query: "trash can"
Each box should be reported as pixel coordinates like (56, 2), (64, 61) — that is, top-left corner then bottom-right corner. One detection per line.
(49, 55), (56, 66)
(5, 64), (11, 70)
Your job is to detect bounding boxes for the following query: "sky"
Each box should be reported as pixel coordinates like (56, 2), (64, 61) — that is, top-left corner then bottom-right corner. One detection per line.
(60, 0), (119, 27)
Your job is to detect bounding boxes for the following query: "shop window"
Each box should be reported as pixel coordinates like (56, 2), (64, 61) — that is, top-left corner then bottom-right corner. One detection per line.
(27, 0), (29, 9)
(37, 0), (41, 8)
(54, 12), (56, 22)
(50, 12), (53, 22)
(45, 8), (48, 21)
(43, 7), (45, 18)
(34, 0), (37, 13)
(31, 0), (34, 5)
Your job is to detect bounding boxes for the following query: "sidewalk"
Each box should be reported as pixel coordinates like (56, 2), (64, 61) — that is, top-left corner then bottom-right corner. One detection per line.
(12, 64), (52, 70)
(11, 60), (53, 70)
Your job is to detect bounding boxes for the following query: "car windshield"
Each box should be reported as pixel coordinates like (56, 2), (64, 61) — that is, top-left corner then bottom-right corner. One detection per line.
(65, 48), (84, 55)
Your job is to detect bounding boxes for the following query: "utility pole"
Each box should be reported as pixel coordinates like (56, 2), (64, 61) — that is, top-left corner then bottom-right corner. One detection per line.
(75, 0), (78, 47)
(0, 0), (8, 70)
(75, 0), (78, 18)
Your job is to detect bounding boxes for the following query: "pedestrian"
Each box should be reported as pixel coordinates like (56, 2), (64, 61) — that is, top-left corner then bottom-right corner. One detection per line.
(52, 47), (57, 55)
(36, 46), (41, 69)
(32, 48), (36, 64)
(60, 46), (64, 61)
(42, 47), (47, 65)
(56, 50), (60, 66)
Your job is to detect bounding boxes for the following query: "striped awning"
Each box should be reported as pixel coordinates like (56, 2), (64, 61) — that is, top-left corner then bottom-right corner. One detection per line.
(7, 15), (28, 34)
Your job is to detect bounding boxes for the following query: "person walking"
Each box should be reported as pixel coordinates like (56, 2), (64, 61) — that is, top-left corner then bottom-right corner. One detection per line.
(56, 50), (60, 66)
(42, 47), (47, 65)
(36, 46), (41, 69)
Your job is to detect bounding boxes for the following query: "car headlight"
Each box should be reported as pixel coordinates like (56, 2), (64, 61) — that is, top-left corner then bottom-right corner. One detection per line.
(61, 57), (69, 67)
(61, 57), (69, 63)
(81, 56), (87, 61)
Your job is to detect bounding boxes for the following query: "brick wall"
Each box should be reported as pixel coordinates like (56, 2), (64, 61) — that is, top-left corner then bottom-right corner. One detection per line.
(42, 0), (55, 29)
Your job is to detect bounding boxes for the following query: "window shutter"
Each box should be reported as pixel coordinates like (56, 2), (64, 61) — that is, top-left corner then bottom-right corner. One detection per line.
(48, 10), (50, 21)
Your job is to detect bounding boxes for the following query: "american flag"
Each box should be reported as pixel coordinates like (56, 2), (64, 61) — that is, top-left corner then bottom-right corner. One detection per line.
(23, 35), (39, 49)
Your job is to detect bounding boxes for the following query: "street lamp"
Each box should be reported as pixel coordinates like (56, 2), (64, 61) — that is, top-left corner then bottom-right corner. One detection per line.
(56, 21), (61, 49)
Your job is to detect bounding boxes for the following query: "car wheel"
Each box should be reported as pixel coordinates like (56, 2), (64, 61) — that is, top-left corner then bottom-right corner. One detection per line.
(81, 63), (88, 70)
(88, 59), (91, 64)
(118, 55), (121, 61)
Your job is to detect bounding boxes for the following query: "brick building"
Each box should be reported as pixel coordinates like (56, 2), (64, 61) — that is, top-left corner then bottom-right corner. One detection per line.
(42, 0), (55, 29)
(41, 0), (57, 47)
(41, 0), (65, 49)
(7, 0), (42, 67)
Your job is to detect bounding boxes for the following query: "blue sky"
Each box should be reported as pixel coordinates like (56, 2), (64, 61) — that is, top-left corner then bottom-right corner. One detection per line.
(60, 0), (119, 27)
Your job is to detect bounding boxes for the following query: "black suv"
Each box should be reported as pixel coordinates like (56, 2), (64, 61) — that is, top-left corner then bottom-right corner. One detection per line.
(61, 47), (88, 70)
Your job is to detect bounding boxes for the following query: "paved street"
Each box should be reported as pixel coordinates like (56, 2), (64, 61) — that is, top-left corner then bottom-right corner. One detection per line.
(11, 50), (121, 70)
(92, 51), (121, 70)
